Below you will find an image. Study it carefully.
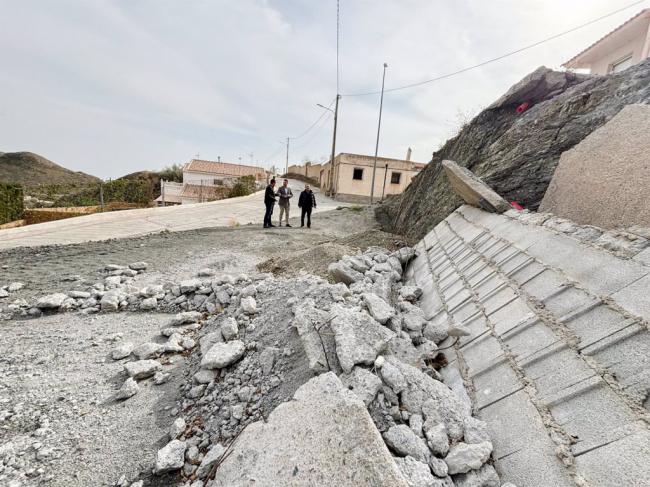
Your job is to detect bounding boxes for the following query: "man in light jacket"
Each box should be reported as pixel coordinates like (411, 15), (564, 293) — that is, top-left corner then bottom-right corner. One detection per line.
(277, 179), (293, 227)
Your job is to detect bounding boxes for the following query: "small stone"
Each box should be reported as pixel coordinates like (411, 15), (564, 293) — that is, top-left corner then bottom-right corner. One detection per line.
(35, 293), (68, 309)
(198, 268), (216, 277)
(424, 422), (449, 457)
(259, 346), (279, 375)
(448, 325), (471, 337)
(194, 369), (217, 384)
(154, 439), (186, 474)
(409, 413), (424, 437)
(170, 417), (186, 438)
(170, 311), (202, 326)
(340, 367), (382, 405)
(112, 342), (134, 360)
(428, 456), (449, 478)
(363, 292), (395, 324)
(394, 456), (437, 487)
(8, 282), (24, 292)
(114, 377), (139, 400)
(383, 424), (430, 463)
(374, 355), (385, 368)
(140, 297), (157, 310)
(200, 341), (246, 369)
(221, 317), (239, 341)
(180, 279), (202, 294)
(463, 417), (491, 444)
(453, 464), (500, 487)
(195, 443), (226, 478)
(241, 296), (257, 314)
(68, 290), (91, 299)
(163, 333), (185, 353)
(132, 342), (164, 360)
(380, 360), (407, 394)
(444, 441), (492, 475)
(129, 262), (148, 271)
(153, 371), (171, 385)
(124, 360), (162, 379)
(399, 285), (422, 302)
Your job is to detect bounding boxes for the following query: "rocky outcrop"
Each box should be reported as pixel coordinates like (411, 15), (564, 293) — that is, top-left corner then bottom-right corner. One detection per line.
(377, 60), (650, 241)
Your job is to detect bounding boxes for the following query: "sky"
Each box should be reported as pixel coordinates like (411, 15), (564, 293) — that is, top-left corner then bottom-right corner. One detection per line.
(0, 0), (648, 178)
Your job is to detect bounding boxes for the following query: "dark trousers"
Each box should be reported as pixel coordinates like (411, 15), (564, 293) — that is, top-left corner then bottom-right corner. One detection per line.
(264, 202), (274, 227)
(301, 207), (312, 228)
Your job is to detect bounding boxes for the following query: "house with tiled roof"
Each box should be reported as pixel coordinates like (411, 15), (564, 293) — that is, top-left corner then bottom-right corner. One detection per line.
(563, 8), (650, 75)
(157, 159), (268, 205)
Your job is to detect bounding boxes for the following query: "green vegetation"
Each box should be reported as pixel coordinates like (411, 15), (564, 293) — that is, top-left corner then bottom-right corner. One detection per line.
(0, 183), (24, 224)
(229, 175), (256, 198)
(158, 163), (183, 183)
(54, 179), (153, 207)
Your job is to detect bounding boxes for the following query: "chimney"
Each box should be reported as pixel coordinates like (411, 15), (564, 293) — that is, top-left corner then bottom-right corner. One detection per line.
(405, 147), (412, 161)
(217, 156), (221, 162)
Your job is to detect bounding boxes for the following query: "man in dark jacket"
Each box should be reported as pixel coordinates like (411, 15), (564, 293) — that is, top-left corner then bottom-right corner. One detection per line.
(263, 179), (277, 228)
(298, 184), (317, 228)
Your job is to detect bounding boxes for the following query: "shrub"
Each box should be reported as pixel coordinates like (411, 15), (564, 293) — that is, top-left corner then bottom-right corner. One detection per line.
(228, 175), (256, 198)
(0, 183), (24, 224)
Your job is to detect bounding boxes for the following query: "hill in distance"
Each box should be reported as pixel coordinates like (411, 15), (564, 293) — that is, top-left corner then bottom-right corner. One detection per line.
(0, 151), (100, 187)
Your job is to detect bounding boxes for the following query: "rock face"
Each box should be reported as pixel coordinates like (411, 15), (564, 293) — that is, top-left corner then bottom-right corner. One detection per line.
(539, 104), (650, 230)
(208, 372), (409, 486)
(377, 60), (650, 241)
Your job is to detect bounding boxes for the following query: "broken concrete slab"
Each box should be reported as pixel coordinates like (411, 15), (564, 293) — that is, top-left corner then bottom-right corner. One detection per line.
(292, 299), (340, 373)
(330, 304), (395, 373)
(442, 160), (511, 214)
(208, 372), (409, 486)
(340, 366), (382, 405)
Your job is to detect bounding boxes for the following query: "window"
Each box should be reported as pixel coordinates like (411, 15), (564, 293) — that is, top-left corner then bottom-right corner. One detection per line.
(390, 172), (402, 184)
(610, 55), (633, 73)
(353, 168), (364, 180)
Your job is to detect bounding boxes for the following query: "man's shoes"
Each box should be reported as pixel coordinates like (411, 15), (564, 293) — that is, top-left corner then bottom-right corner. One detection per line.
(263, 225), (269, 228)
(300, 224), (304, 227)
(278, 223), (282, 227)
(269, 224), (276, 227)
(286, 224), (292, 227)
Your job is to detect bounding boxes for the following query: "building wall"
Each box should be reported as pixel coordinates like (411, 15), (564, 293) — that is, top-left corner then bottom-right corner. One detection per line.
(331, 153), (423, 200)
(306, 164), (322, 180)
(589, 32), (649, 74)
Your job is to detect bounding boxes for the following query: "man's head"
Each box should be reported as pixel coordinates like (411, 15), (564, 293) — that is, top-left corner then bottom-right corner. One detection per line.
(283, 179), (288, 187)
(305, 184), (310, 191)
(270, 179), (276, 186)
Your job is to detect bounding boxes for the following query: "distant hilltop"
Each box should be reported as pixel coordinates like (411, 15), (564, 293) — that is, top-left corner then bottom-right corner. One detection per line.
(0, 151), (100, 187)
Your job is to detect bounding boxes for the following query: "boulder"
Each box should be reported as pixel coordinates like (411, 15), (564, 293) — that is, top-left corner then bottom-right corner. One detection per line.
(100, 291), (121, 312)
(329, 304), (395, 373)
(200, 340), (246, 369)
(140, 297), (157, 310)
(292, 299), (339, 373)
(154, 439), (186, 474)
(208, 372), (409, 486)
(363, 293), (395, 324)
(132, 342), (164, 360)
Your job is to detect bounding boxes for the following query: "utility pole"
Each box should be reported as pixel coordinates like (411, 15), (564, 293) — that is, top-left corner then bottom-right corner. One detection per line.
(285, 137), (289, 176)
(318, 95), (340, 196)
(370, 63), (388, 205)
(381, 163), (389, 201)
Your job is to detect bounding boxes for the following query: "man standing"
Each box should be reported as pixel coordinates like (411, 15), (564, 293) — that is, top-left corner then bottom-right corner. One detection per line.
(298, 184), (317, 228)
(263, 179), (277, 228)
(277, 179), (293, 227)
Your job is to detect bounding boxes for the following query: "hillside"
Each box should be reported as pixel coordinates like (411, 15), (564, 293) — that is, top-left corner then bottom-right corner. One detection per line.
(0, 151), (100, 187)
(377, 59), (650, 241)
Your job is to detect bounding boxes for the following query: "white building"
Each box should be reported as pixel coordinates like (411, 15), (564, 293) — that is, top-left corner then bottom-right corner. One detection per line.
(157, 159), (268, 205)
(563, 9), (650, 75)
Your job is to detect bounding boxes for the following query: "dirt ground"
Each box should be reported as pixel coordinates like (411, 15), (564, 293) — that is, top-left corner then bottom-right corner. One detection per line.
(0, 207), (401, 487)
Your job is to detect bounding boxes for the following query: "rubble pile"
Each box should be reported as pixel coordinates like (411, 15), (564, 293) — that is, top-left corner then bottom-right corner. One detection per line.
(2, 245), (511, 486)
(129, 246), (510, 487)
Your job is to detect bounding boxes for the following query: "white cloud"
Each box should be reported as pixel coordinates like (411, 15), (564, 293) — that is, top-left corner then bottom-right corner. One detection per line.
(0, 0), (646, 177)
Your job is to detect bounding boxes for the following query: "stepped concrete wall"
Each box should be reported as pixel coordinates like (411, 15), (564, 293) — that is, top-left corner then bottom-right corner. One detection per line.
(404, 205), (650, 487)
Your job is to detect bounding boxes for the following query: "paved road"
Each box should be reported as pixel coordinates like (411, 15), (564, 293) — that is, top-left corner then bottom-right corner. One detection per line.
(0, 180), (343, 249)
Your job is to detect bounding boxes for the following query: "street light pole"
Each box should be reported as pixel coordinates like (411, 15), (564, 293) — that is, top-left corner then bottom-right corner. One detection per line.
(370, 62), (388, 205)
(285, 137), (290, 176)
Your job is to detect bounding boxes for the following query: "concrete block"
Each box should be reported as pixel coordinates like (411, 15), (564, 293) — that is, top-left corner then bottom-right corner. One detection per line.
(562, 303), (630, 349)
(446, 211), (485, 242)
(460, 332), (504, 376)
(488, 297), (536, 336)
(576, 428), (650, 487)
(539, 104), (650, 230)
(451, 300), (480, 324)
(474, 276), (507, 300)
(501, 317), (560, 363)
(520, 344), (596, 399)
(473, 359), (522, 409)
(612, 273), (650, 323)
(480, 390), (573, 486)
(541, 287), (595, 318)
(508, 260), (546, 286)
(442, 160), (511, 213)
(521, 268), (567, 301)
(480, 286), (519, 315)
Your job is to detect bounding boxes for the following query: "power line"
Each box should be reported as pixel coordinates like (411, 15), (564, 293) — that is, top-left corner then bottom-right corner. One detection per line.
(342, 0), (646, 97)
(288, 97), (336, 139)
(292, 110), (333, 151)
